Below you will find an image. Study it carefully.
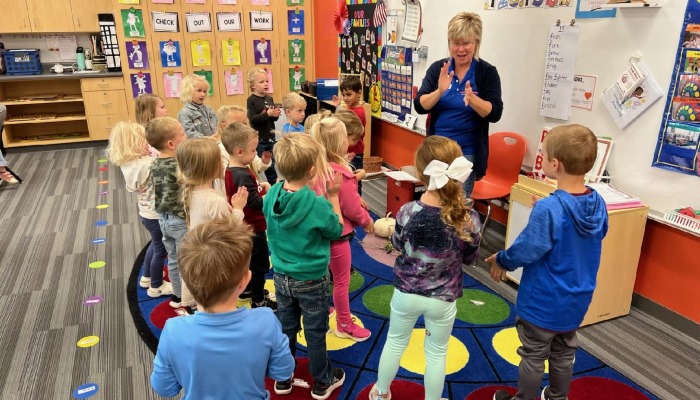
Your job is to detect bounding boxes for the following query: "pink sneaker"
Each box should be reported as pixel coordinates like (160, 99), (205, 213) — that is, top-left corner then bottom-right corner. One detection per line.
(335, 319), (371, 342)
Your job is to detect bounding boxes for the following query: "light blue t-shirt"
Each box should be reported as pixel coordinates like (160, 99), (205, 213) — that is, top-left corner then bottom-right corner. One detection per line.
(151, 307), (295, 400)
(282, 122), (305, 133)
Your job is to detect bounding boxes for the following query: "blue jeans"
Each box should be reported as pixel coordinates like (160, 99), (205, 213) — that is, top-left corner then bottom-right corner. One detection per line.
(158, 213), (187, 298)
(141, 217), (166, 288)
(273, 273), (333, 385)
(462, 154), (475, 198)
(257, 140), (276, 183)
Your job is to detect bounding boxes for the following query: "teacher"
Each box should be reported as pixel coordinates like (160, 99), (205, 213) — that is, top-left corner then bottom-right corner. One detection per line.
(414, 12), (503, 197)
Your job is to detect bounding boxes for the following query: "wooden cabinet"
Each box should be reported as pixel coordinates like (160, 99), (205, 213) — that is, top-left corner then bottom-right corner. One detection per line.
(0, 0), (109, 33)
(0, 0), (31, 33)
(87, 114), (128, 140)
(71, 0), (113, 32)
(25, 0), (76, 33)
(81, 77), (129, 141)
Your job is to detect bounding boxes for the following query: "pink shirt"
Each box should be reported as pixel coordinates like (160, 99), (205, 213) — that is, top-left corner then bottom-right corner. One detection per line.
(315, 162), (371, 236)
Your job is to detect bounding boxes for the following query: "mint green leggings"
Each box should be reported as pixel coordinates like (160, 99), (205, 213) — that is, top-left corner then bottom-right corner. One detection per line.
(376, 289), (457, 400)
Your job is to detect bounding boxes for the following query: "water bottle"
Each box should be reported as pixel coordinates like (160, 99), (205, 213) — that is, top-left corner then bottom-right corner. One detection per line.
(76, 47), (85, 71)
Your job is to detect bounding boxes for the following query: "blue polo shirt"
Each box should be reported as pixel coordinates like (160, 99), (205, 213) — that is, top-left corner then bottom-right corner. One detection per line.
(433, 59), (479, 154)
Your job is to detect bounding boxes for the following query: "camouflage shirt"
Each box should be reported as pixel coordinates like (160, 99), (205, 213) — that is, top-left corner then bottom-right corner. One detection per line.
(151, 157), (185, 219)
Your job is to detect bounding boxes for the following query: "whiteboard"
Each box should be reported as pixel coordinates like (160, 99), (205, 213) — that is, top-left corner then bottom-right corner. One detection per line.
(385, 0), (698, 214)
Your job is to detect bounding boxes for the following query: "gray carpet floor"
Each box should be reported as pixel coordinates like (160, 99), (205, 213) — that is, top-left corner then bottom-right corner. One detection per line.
(0, 145), (697, 400)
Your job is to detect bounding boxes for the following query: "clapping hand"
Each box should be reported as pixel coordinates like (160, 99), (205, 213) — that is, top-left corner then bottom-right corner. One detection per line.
(438, 61), (454, 94)
(230, 186), (249, 211)
(463, 80), (476, 107)
(261, 150), (272, 165)
(326, 172), (343, 196)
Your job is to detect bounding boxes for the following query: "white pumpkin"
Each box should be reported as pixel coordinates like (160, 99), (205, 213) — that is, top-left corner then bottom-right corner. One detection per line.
(374, 212), (396, 238)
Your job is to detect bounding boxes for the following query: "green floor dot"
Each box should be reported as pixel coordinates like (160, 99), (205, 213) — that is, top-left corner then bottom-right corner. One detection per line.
(88, 261), (106, 269)
(455, 289), (510, 325)
(329, 270), (366, 295)
(98, 158), (108, 163)
(363, 285), (394, 318)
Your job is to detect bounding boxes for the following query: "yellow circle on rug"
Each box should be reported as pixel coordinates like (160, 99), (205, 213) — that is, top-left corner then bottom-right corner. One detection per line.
(77, 335), (100, 348)
(492, 327), (549, 373)
(297, 313), (367, 351)
(237, 279), (277, 308)
(88, 261), (106, 269)
(96, 204), (109, 209)
(399, 329), (468, 375)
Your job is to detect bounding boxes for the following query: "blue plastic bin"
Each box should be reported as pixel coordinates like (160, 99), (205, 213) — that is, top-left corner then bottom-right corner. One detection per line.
(3, 49), (43, 75)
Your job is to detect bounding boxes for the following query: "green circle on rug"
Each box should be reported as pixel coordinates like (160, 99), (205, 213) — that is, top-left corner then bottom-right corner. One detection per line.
(330, 270), (365, 294)
(456, 289), (510, 325)
(363, 285), (394, 317)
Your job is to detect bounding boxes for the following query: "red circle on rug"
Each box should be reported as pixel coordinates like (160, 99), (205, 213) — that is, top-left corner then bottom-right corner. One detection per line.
(265, 357), (343, 400)
(465, 385), (516, 400)
(569, 377), (649, 400)
(98, 167), (108, 172)
(150, 300), (180, 330)
(356, 380), (425, 400)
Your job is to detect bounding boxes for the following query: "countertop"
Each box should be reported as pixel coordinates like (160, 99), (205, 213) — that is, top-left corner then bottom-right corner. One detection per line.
(0, 70), (123, 82)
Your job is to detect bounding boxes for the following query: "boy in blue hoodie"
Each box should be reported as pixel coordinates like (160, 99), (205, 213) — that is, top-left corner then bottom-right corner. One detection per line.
(263, 133), (345, 400)
(487, 124), (608, 400)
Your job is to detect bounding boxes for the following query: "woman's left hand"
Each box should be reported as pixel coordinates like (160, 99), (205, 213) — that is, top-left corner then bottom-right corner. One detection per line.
(463, 80), (476, 107)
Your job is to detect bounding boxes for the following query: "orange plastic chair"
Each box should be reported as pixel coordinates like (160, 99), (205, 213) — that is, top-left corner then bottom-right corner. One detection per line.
(471, 132), (527, 238)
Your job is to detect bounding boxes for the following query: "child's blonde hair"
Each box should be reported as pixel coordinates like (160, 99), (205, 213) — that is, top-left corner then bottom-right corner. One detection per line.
(274, 133), (330, 182)
(179, 217), (253, 309)
(333, 109), (364, 140)
(221, 122), (258, 156)
(303, 110), (333, 135)
(247, 67), (267, 90)
(146, 117), (181, 151)
(214, 105), (248, 140)
(176, 138), (222, 225)
(311, 118), (351, 171)
(282, 92), (307, 111)
(544, 124), (598, 175)
(415, 136), (474, 242)
(107, 121), (148, 166)
(180, 74), (209, 103)
(135, 94), (163, 126)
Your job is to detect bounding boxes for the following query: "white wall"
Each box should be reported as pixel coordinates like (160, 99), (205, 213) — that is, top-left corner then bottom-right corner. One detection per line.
(387, 0), (696, 213)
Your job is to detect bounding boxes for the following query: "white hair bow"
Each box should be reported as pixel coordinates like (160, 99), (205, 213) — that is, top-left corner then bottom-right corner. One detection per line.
(423, 156), (473, 190)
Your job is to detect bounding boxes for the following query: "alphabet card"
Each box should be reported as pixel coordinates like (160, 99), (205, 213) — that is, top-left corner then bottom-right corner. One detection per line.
(217, 12), (242, 32)
(289, 67), (305, 92)
(194, 70), (214, 96)
(131, 72), (153, 98)
(288, 9), (305, 35)
(254, 39), (271, 64)
(288, 39), (305, 64)
(152, 12), (178, 32)
(121, 8), (145, 38)
(571, 74), (597, 111)
(250, 11), (273, 31)
(163, 71), (183, 98)
(222, 39), (241, 66)
(225, 70), (244, 95)
(126, 40), (148, 69)
(186, 13), (212, 33)
(190, 40), (212, 66)
(160, 40), (181, 67)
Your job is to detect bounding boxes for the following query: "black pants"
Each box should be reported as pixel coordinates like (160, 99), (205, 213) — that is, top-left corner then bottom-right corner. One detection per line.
(257, 140), (276, 183)
(247, 231), (271, 303)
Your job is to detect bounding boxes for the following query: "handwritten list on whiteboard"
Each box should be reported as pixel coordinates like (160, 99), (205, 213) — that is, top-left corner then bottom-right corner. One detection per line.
(540, 24), (580, 120)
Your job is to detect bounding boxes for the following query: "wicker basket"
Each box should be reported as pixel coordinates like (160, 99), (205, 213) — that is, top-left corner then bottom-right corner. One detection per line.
(363, 156), (383, 173)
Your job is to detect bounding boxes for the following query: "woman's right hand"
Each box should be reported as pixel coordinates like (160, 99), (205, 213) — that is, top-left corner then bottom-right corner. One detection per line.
(437, 60), (454, 95)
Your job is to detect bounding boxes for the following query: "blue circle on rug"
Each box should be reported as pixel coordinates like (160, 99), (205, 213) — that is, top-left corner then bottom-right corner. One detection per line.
(95, 220), (108, 227)
(91, 238), (106, 244)
(72, 383), (99, 398)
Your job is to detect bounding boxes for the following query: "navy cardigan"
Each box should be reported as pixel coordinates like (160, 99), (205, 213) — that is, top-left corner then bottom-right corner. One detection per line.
(414, 58), (503, 180)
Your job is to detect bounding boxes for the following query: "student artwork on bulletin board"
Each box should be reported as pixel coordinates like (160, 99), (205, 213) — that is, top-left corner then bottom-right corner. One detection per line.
(265, 68), (274, 93)
(160, 40), (181, 67)
(218, 0), (236, 4)
(122, 9), (145, 38)
(126, 40), (148, 69)
(254, 39), (271, 64)
(340, 1), (380, 102)
(288, 10), (305, 35)
(131, 72), (152, 98)
(191, 40), (212, 67)
(251, 0), (269, 5)
(287, 0), (303, 5)
(288, 39), (305, 64)
(119, 0), (139, 4)
(380, 46), (413, 116)
(222, 40), (241, 66)
(153, 0), (175, 4)
(163, 71), (183, 98)
(289, 67), (305, 92)
(654, 3), (700, 178)
(194, 70), (214, 96)
(225, 70), (244, 95)
(186, 0), (206, 3)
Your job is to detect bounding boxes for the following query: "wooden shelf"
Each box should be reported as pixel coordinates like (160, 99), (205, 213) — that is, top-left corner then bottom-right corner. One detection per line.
(2, 97), (84, 106)
(5, 116), (88, 125)
(5, 134), (91, 148)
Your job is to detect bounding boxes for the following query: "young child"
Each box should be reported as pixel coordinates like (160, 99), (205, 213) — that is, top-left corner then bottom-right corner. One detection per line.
(151, 217), (295, 400)
(334, 109), (367, 182)
(145, 117), (188, 308)
(222, 122), (277, 311)
(178, 74), (217, 138)
(176, 138), (248, 309)
(311, 118), (374, 342)
(213, 105), (271, 181)
(370, 136), (481, 400)
(281, 92), (307, 133)
(107, 121), (171, 298)
(247, 68), (281, 183)
(263, 133), (346, 399)
(135, 93), (169, 126)
(335, 76), (366, 178)
(488, 125), (608, 400)
(303, 110), (333, 135)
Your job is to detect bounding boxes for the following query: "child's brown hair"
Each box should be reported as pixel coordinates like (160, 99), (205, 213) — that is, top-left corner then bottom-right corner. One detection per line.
(146, 117), (181, 151)
(340, 75), (362, 93)
(176, 138), (222, 225)
(274, 133), (329, 182)
(334, 109), (364, 140)
(221, 122), (258, 156)
(179, 217), (254, 309)
(135, 94), (164, 126)
(544, 124), (598, 175)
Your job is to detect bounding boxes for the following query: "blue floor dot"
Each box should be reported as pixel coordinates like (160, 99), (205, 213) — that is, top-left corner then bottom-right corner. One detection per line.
(95, 220), (108, 227)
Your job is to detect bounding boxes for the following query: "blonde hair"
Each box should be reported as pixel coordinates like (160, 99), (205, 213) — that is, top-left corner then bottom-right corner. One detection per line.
(145, 117), (181, 151)
(448, 12), (483, 59)
(179, 217), (254, 309)
(247, 67), (267, 90)
(415, 136), (474, 242)
(303, 110), (333, 135)
(311, 118), (351, 171)
(214, 105), (248, 140)
(221, 122), (258, 156)
(544, 124), (598, 175)
(282, 92), (307, 111)
(176, 138), (222, 226)
(274, 133), (329, 182)
(135, 94), (164, 126)
(180, 74), (209, 103)
(334, 109), (364, 140)
(107, 121), (148, 166)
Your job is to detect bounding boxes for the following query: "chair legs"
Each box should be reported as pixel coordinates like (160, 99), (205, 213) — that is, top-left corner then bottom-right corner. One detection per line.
(480, 201), (492, 244)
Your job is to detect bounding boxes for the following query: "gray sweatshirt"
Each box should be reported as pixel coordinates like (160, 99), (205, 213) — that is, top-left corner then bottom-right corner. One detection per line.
(177, 102), (217, 138)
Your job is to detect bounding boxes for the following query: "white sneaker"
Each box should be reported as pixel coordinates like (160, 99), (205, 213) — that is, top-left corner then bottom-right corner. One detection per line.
(139, 276), (151, 288)
(147, 281), (173, 298)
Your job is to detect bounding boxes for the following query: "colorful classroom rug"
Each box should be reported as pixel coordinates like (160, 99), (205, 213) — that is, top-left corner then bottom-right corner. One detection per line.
(127, 229), (658, 400)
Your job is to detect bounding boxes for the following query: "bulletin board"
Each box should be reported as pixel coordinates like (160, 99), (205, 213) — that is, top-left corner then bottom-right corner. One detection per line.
(339, 0), (381, 103)
(382, 0), (698, 214)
